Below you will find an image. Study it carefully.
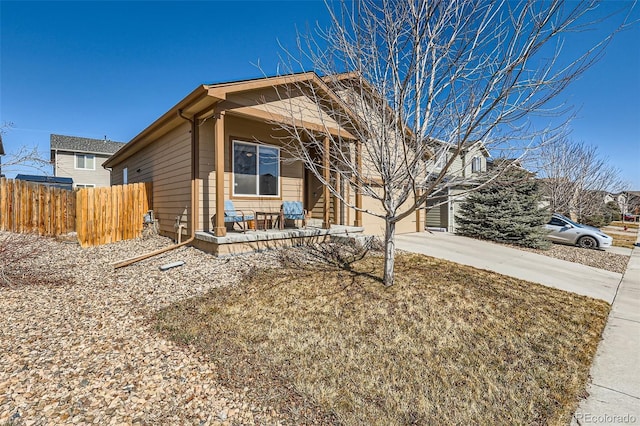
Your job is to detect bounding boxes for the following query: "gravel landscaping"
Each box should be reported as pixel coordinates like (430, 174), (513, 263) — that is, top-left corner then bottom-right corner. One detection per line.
(0, 230), (631, 425)
(0, 231), (288, 425)
(513, 243), (630, 274)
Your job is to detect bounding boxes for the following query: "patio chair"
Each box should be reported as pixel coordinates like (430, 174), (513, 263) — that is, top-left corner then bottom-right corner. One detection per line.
(281, 201), (307, 229)
(212, 200), (255, 232)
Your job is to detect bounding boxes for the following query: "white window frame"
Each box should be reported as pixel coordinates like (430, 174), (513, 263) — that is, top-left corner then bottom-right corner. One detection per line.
(471, 156), (482, 173)
(123, 167), (128, 185)
(232, 140), (280, 197)
(75, 153), (96, 170)
(75, 183), (95, 189)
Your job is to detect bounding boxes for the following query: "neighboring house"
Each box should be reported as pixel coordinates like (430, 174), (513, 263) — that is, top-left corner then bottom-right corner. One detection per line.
(605, 191), (640, 218)
(51, 134), (125, 188)
(15, 174), (73, 190)
(424, 141), (491, 232)
(103, 72), (422, 255)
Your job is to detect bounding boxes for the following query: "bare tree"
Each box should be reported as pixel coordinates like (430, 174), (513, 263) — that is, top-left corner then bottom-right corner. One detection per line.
(0, 123), (55, 287)
(534, 136), (628, 222)
(0, 122), (50, 176)
(272, 0), (631, 286)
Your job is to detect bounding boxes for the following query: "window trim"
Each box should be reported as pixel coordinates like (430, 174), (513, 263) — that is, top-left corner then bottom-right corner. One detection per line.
(231, 139), (280, 198)
(471, 156), (482, 173)
(75, 153), (96, 170)
(75, 183), (96, 189)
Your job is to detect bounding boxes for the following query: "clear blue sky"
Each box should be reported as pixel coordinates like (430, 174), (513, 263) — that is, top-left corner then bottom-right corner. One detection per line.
(1, 1), (639, 187)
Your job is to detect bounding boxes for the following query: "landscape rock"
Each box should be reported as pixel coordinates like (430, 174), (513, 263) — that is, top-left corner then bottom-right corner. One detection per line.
(0, 232), (289, 425)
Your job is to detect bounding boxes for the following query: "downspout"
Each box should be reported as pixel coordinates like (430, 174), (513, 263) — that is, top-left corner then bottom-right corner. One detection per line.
(114, 109), (199, 268)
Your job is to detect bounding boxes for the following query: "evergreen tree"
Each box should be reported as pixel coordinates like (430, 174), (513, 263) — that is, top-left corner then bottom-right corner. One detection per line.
(456, 168), (550, 249)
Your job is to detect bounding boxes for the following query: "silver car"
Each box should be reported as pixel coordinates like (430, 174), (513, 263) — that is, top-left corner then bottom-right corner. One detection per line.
(545, 213), (613, 249)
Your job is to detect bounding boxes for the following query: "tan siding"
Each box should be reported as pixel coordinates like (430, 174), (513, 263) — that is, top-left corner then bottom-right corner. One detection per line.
(360, 189), (417, 236)
(197, 115), (305, 232)
(111, 123), (192, 235)
(111, 167), (124, 186)
(227, 88), (341, 129)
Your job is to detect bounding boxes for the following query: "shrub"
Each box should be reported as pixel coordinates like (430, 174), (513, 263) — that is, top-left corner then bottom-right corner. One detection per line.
(456, 168), (551, 249)
(0, 232), (60, 287)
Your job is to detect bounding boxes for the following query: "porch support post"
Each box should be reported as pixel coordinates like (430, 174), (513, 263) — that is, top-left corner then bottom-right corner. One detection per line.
(214, 111), (227, 237)
(322, 136), (331, 229)
(354, 140), (363, 227)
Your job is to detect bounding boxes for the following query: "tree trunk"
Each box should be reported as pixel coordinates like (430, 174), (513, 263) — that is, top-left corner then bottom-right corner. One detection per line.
(383, 220), (396, 287)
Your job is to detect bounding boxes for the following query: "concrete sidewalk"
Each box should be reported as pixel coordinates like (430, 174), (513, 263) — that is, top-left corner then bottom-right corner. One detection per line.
(395, 232), (622, 303)
(394, 231), (639, 425)
(572, 231), (640, 425)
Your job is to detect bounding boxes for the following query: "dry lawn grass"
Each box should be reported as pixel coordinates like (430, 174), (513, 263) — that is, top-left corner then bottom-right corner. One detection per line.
(612, 234), (637, 249)
(602, 224), (638, 249)
(156, 251), (609, 425)
(611, 221), (639, 229)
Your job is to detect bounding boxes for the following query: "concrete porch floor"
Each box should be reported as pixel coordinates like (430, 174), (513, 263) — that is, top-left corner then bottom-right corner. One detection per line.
(193, 225), (365, 256)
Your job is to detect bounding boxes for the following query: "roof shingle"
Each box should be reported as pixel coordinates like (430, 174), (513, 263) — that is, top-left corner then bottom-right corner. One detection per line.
(50, 134), (125, 155)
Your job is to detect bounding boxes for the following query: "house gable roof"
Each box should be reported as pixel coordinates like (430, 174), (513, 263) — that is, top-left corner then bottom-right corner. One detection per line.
(104, 72), (360, 169)
(51, 134), (125, 155)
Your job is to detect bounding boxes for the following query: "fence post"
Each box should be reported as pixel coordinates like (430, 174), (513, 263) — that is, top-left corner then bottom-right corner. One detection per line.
(0, 177), (6, 231)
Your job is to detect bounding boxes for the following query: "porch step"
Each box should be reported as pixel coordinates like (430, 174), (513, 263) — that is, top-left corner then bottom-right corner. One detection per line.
(306, 218), (323, 228)
(331, 233), (380, 250)
(426, 227), (448, 232)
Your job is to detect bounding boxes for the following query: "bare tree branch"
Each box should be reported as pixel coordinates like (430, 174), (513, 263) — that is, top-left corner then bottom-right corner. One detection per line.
(269, 0), (632, 286)
(0, 122), (51, 176)
(532, 135), (628, 221)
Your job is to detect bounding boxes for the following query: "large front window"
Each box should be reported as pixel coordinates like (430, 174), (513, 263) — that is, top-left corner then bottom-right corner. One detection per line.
(232, 140), (280, 197)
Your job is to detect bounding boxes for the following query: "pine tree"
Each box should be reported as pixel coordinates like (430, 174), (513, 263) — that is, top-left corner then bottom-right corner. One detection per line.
(456, 168), (550, 249)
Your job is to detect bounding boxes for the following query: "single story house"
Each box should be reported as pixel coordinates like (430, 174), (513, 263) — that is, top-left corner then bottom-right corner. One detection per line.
(103, 72), (422, 255)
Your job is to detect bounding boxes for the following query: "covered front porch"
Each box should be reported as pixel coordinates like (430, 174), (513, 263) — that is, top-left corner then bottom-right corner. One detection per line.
(193, 224), (364, 256)
(191, 74), (365, 244)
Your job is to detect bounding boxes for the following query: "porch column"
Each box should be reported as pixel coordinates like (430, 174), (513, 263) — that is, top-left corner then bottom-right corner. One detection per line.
(323, 136), (331, 229)
(332, 170), (340, 225)
(214, 111), (226, 237)
(354, 140), (363, 227)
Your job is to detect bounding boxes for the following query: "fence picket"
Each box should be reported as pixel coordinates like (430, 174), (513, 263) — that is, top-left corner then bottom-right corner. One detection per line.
(0, 179), (152, 247)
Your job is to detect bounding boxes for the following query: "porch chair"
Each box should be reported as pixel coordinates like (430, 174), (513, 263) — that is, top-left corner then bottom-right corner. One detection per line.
(212, 200), (255, 233)
(280, 201), (307, 229)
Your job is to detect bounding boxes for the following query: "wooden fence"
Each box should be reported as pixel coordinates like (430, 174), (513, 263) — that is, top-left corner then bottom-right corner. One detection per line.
(76, 182), (153, 247)
(0, 178), (153, 247)
(0, 178), (76, 236)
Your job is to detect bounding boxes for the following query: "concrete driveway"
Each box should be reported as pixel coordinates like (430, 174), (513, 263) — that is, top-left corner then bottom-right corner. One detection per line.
(395, 232), (623, 303)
